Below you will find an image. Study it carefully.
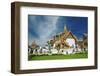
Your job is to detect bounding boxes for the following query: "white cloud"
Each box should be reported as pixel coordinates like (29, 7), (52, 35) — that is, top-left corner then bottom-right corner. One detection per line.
(29, 16), (59, 46)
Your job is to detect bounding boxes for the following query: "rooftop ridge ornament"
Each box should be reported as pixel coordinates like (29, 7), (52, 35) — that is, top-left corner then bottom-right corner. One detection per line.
(64, 24), (69, 33)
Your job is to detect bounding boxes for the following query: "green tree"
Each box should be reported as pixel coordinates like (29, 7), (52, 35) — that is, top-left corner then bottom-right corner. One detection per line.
(56, 44), (61, 54)
(47, 41), (52, 54)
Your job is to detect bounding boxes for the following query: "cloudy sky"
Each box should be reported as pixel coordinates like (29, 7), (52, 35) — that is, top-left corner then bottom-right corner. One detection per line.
(28, 15), (88, 46)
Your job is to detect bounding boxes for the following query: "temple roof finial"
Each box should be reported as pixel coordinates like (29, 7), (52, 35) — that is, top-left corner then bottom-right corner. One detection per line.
(64, 24), (68, 33)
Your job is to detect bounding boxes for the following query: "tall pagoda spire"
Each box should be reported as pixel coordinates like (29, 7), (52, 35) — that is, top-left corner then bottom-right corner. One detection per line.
(64, 24), (68, 33)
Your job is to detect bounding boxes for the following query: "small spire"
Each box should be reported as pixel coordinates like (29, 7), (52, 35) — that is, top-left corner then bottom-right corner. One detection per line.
(64, 24), (68, 33)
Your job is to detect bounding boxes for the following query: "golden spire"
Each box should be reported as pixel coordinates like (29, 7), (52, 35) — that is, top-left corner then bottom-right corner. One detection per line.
(64, 24), (68, 33)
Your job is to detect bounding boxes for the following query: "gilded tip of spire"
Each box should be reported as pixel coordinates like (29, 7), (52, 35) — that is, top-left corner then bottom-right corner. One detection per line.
(64, 24), (68, 33)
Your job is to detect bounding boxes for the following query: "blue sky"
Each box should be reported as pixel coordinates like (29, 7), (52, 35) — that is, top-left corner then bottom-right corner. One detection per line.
(28, 15), (88, 46)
